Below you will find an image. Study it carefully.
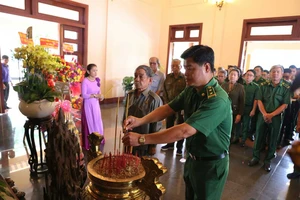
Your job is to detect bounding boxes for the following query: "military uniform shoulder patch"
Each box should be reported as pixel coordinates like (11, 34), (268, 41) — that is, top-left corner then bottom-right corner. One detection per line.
(206, 86), (217, 99)
(261, 80), (270, 86)
(282, 81), (290, 89)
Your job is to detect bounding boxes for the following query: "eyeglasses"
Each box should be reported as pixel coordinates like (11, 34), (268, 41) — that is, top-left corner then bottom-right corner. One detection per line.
(149, 62), (157, 65)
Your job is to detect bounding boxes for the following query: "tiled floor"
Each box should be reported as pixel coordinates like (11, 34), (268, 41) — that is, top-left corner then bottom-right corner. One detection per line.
(0, 90), (300, 199)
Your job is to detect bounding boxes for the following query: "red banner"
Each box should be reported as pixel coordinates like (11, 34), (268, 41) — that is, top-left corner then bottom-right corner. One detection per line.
(63, 43), (74, 53)
(18, 32), (28, 45)
(40, 38), (59, 49)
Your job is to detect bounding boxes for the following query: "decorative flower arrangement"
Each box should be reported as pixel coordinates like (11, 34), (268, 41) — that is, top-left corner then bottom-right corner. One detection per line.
(13, 45), (63, 103)
(54, 58), (85, 109)
(56, 58), (84, 83)
(71, 96), (83, 110)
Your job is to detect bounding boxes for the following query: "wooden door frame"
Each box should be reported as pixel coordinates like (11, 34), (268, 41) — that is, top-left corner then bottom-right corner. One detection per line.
(0, 0), (88, 65)
(166, 23), (203, 74)
(238, 15), (300, 71)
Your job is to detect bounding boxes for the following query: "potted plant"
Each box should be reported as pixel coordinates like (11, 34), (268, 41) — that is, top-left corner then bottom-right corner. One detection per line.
(13, 45), (63, 118)
(122, 76), (134, 92)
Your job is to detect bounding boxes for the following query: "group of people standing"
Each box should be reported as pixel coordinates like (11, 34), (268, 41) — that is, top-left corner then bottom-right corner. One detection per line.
(81, 44), (300, 199)
(217, 64), (299, 173)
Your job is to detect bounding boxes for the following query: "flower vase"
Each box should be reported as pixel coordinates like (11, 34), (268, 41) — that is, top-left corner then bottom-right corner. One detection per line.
(19, 99), (58, 118)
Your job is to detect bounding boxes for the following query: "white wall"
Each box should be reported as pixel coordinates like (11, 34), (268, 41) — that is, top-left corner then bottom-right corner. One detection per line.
(159, 0), (300, 70)
(72, 0), (162, 98)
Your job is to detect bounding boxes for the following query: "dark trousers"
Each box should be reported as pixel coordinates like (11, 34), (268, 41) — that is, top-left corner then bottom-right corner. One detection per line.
(286, 101), (299, 140)
(184, 155), (229, 200)
(253, 113), (283, 163)
(242, 114), (251, 142)
(165, 111), (184, 149)
(231, 114), (241, 140)
(250, 109), (259, 135)
(3, 82), (9, 108)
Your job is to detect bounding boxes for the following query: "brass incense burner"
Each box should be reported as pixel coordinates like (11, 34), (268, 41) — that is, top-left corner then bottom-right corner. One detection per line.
(82, 133), (167, 200)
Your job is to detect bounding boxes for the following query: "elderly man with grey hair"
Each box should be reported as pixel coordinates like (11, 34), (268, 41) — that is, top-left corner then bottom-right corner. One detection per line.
(248, 65), (291, 172)
(123, 65), (163, 157)
(161, 59), (186, 155)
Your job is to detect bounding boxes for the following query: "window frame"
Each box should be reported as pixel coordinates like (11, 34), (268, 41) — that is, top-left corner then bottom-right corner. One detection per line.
(0, 0), (88, 65)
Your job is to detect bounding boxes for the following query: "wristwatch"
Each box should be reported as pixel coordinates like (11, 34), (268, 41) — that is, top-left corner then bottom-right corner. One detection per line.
(138, 135), (146, 145)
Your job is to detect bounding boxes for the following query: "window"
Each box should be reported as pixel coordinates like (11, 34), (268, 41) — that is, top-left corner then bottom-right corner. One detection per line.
(190, 30), (200, 38)
(38, 2), (79, 21)
(0, 0), (25, 9)
(250, 25), (293, 36)
(170, 23), (202, 42)
(64, 30), (78, 40)
(175, 30), (184, 38)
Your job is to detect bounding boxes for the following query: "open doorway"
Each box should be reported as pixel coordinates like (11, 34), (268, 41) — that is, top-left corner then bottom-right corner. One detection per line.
(166, 23), (202, 74)
(241, 41), (300, 72)
(238, 16), (300, 73)
(167, 41), (199, 73)
(0, 12), (60, 82)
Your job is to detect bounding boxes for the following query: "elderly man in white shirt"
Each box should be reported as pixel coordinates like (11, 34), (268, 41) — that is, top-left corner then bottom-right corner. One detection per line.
(149, 57), (165, 99)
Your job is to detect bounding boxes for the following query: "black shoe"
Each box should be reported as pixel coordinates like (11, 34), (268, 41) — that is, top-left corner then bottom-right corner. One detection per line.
(264, 163), (271, 172)
(249, 135), (255, 141)
(287, 172), (300, 179)
(248, 158), (259, 166)
(161, 144), (174, 151)
(5, 106), (11, 109)
(176, 149), (182, 156)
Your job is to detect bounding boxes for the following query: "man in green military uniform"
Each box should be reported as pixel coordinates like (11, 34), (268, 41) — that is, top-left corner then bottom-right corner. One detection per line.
(123, 45), (232, 200)
(241, 69), (259, 147)
(248, 65), (290, 172)
(249, 65), (267, 141)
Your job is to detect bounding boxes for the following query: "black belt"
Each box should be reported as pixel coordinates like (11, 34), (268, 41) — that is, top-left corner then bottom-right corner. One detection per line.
(188, 151), (228, 161)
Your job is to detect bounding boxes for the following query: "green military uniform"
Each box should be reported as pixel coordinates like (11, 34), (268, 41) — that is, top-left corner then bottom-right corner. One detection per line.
(253, 79), (290, 163)
(253, 77), (266, 85)
(169, 78), (232, 200)
(250, 77), (266, 135)
(242, 81), (259, 142)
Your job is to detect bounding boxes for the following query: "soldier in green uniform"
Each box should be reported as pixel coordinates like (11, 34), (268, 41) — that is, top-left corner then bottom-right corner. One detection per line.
(249, 65), (267, 141)
(123, 45), (232, 200)
(241, 69), (259, 147)
(253, 65), (266, 85)
(248, 65), (291, 172)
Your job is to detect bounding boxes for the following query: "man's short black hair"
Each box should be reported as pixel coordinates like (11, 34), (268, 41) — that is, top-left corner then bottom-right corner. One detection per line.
(263, 70), (269, 74)
(246, 69), (256, 77)
(284, 68), (291, 74)
(289, 65), (297, 69)
(2, 55), (8, 60)
(229, 68), (240, 77)
(254, 65), (263, 72)
(291, 73), (300, 92)
(181, 45), (214, 72)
